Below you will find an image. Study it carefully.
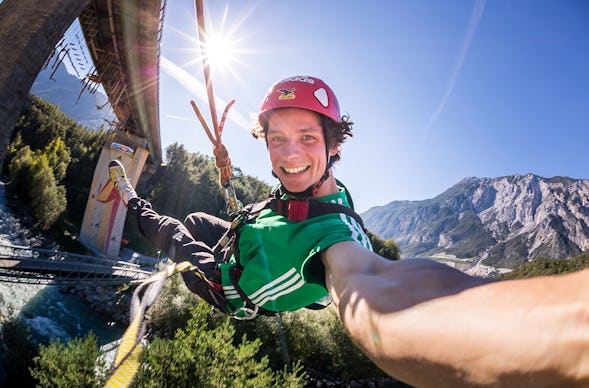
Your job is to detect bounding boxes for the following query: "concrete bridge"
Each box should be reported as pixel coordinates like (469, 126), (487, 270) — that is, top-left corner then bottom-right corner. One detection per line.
(0, 0), (168, 257)
(0, 0), (164, 165)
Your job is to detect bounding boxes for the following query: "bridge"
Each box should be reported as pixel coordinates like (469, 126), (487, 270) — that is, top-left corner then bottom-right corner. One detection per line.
(0, 0), (181, 267)
(0, 0), (165, 166)
(78, 0), (164, 163)
(0, 242), (153, 286)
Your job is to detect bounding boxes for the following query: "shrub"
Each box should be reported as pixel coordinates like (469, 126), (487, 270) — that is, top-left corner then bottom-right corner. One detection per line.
(30, 333), (107, 387)
(135, 303), (305, 387)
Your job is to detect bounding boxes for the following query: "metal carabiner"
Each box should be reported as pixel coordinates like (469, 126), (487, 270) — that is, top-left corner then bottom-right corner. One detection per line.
(231, 304), (259, 320)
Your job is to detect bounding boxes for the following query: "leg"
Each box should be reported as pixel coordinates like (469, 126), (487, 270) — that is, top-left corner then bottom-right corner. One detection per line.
(183, 211), (231, 249)
(127, 198), (229, 313)
(109, 160), (230, 312)
(127, 198), (223, 272)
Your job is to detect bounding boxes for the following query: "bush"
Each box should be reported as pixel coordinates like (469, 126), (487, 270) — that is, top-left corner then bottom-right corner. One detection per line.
(0, 317), (37, 387)
(135, 303), (305, 387)
(233, 307), (383, 380)
(146, 275), (201, 338)
(30, 333), (107, 387)
(500, 252), (589, 279)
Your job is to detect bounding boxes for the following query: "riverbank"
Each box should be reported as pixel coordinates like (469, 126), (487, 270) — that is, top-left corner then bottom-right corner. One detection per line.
(0, 182), (125, 344)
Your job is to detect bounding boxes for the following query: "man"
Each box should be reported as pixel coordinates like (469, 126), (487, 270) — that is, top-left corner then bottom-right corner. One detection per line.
(111, 75), (589, 386)
(109, 75), (371, 318)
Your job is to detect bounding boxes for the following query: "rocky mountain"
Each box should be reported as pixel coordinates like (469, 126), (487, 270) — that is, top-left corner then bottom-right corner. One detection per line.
(361, 174), (589, 270)
(30, 64), (114, 129)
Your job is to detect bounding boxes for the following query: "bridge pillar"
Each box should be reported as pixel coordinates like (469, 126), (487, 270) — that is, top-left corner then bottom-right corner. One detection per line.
(79, 132), (149, 257)
(0, 0), (90, 170)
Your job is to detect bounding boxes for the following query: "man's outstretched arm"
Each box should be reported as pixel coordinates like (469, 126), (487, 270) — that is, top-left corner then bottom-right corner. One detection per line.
(322, 240), (589, 387)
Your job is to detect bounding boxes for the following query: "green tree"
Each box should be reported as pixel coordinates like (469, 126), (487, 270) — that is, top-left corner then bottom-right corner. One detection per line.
(235, 308), (384, 381)
(366, 230), (400, 260)
(135, 303), (305, 387)
(7, 144), (35, 200)
(500, 252), (589, 279)
(43, 137), (71, 181)
(0, 317), (37, 387)
(29, 154), (67, 230)
(30, 333), (107, 388)
(62, 127), (110, 223)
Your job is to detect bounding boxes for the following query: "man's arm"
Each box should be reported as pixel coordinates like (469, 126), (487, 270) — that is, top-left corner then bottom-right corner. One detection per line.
(322, 240), (589, 387)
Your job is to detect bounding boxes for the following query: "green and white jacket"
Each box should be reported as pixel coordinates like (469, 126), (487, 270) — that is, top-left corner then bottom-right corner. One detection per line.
(219, 187), (372, 315)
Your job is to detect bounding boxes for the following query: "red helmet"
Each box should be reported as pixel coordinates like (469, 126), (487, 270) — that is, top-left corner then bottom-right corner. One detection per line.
(258, 75), (341, 123)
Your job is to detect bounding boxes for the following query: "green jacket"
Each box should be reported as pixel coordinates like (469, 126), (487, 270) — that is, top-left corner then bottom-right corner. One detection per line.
(219, 187), (372, 315)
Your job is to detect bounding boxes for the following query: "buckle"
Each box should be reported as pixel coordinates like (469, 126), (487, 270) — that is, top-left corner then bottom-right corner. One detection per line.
(231, 304), (259, 320)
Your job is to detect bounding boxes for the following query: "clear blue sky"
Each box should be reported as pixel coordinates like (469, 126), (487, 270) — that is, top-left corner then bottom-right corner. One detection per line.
(158, 0), (589, 213)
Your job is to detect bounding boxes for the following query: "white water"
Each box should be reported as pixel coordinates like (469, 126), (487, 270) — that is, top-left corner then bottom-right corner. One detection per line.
(0, 183), (123, 345)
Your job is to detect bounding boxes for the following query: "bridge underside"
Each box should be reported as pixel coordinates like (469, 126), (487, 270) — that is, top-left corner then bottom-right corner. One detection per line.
(79, 0), (164, 163)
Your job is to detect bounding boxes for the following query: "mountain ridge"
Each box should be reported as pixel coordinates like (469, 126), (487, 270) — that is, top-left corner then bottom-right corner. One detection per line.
(31, 64), (114, 129)
(361, 173), (589, 270)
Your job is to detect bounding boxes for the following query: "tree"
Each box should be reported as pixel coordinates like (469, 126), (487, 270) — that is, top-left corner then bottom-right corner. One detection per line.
(0, 317), (37, 387)
(43, 137), (70, 181)
(135, 303), (305, 387)
(30, 333), (107, 388)
(7, 144), (35, 199)
(29, 154), (67, 230)
(366, 230), (400, 260)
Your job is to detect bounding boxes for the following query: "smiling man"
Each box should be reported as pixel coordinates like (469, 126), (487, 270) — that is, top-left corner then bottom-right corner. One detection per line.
(109, 75), (372, 317)
(109, 75), (589, 386)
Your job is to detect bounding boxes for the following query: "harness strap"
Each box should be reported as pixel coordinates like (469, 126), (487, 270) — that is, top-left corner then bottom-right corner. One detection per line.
(269, 198), (366, 230)
(207, 188), (365, 317)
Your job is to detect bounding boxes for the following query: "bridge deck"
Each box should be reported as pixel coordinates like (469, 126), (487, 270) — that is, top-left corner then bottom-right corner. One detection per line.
(0, 243), (153, 286)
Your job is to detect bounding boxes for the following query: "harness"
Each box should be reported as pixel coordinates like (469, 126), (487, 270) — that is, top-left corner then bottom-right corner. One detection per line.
(205, 183), (365, 319)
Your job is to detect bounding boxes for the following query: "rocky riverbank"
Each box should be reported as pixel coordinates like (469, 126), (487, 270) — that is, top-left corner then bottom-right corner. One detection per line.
(60, 284), (132, 325)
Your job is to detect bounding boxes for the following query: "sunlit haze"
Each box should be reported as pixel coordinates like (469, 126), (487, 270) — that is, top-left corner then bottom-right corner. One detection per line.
(158, 1), (589, 213)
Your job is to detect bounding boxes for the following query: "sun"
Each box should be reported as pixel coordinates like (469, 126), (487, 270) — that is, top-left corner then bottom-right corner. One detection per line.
(203, 32), (236, 70)
(204, 35), (235, 68)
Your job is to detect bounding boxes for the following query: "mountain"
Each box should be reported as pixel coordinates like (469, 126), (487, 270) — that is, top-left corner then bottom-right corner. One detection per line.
(30, 63), (115, 129)
(361, 174), (589, 270)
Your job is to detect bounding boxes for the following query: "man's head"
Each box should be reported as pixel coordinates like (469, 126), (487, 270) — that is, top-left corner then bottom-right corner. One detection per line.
(252, 76), (353, 197)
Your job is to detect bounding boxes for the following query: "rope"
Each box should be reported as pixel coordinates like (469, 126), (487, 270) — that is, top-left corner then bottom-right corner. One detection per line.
(190, 0), (241, 214)
(103, 262), (197, 388)
(190, 99), (235, 189)
(103, 2), (242, 386)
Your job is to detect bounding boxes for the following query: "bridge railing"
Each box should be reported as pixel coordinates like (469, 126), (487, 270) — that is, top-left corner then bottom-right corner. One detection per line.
(0, 242), (153, 286)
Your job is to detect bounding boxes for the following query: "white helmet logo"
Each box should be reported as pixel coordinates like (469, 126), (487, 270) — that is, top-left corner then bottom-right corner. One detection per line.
(314, 88), (329, 108)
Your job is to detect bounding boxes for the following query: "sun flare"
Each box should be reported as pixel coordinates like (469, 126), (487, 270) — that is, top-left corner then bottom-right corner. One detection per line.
(203, 32), (236, 70)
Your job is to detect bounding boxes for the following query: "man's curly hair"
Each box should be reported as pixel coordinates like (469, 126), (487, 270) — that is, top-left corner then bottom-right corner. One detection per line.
(251, 110), (354, 164)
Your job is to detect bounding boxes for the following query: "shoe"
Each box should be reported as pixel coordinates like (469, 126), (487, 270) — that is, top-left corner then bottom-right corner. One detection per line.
(109, 160), (138, 206)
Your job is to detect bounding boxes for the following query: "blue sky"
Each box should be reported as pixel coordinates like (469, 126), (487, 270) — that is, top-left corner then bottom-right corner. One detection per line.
(158, 0), (588, 213)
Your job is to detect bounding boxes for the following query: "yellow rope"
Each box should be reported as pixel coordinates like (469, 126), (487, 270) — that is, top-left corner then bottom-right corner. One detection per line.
(103, 262), (196, 388)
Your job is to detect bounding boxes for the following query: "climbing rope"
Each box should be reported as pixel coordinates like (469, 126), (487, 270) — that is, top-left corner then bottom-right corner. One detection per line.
(103, 1), (242, 386)
(190, 99), (242, 214)
(103, 262), (197, 388)
(191, 0), (242, 215)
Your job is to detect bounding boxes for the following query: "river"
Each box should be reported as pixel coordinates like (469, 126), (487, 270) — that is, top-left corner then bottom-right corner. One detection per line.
(0, 183), (124, 377)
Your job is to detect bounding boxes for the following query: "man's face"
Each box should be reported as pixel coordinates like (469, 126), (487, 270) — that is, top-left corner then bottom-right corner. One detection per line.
(267, 108), (338, 195)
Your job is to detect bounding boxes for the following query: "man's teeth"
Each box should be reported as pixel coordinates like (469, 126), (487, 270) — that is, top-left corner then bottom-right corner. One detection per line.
(284, 166), (307, 174)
